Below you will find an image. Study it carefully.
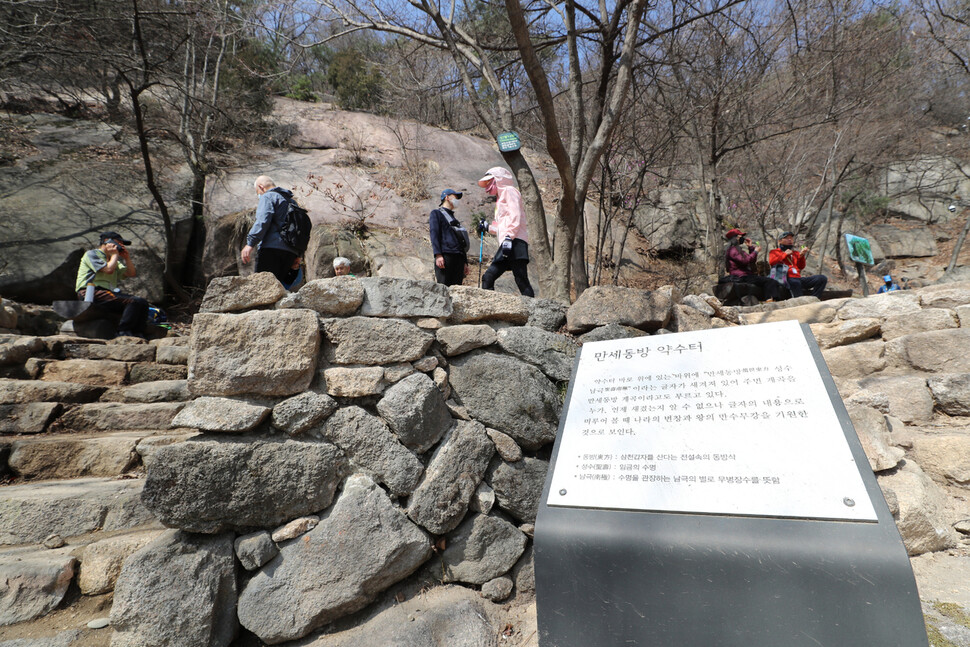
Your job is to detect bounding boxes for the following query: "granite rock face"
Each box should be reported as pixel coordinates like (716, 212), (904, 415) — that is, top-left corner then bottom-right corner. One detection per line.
(141, 436), (349, 533)
(236, 475), (432, 644)
(189, 310), (320, 396)
(449, 352), (560, 450)
(110, 530), (238, 647)
(496, 326), (578, 381)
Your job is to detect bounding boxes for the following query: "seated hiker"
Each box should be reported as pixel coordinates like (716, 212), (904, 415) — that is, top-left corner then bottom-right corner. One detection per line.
(724, 228), (780, 302)
(75, 232), (149, 338)
(877, 274), (900, 294)
(768, 231), (827, 298)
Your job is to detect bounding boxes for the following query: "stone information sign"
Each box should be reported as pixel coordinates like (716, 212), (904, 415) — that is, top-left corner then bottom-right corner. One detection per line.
(547, 320), (877, 521)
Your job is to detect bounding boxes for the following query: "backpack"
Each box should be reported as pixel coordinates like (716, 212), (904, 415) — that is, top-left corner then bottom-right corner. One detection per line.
(769, 264), (789, 286)
(437, 208), (470, 253)
(272, 189), (312, 256)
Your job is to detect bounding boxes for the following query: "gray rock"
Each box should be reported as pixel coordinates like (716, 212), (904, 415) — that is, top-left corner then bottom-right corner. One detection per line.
(447, 286), (530, 324)
(881, 307), (958, 341)
(278, 277), (365, 316)
(578, 324), (649, 344)
(885, 328), (970, 373)
(271, 516), (320, 542)
(141, 436), (349, 533)
(844, 404), (904, 472)
(0, 478), (152, 545)
(809, 318), (881, 349)
(271, 391), (339, 435)
(63, 342), (155, 362)
(413, 355), (438, 372)
(376, 373), (452, 453)
(383, 362), (415, 383)
(129, 363), (187, 384)
(487, 457), (549, 523)
(8, 433), (140, 479)
(449, 352), (561, 450)
(0, 403), (59, 434)
(433, 366), (450, 400)
(171, 396), (270, 433)
(855, 375), (934, 424)
(110, 530), (237, 647)
(322, 366), (386, 397)
(527, 297), (567, 331)
(58, 402), (185, 432)
(481, 576), (513, 601)
(566, 286), (672, 334)
(199, 272), (286, 313)
(909, 434), (970, 488)
(236, 474), (432, 644)
(40, 358), (127, 385)
(321, 407), (423, 496)
(682, 294), (716, 316)
(77, 530), (162, 595)
(155, 345), (189, 365)
(821, 341), (886, 380)
(440, 513), (527, 585)
(512, 545), (535, 594)
(436, 324), (497, 356)
(322, 317), (434, 365)
(920, 286), (970, 310)
(0, 551), (75, 626)
(0, 379), (103, 404)
(470, 482), (496, 514)
(407, 421), (494, 534)
(877, 462), (959, 555)
(299, 585), (494, 647)
(869, 223), (938, 258)
(234, 531), (278, 571)
(88, 618), (110, 629)
(42, 534), (65, 549)
(497, 327), (578, 381)
(669, 304), (714, 333)
(486, 428), (522, 462)
(189, 310), (320, 397)
(357, 277), (453, 318)
(928, 373), (970, 416)
(135, 432), (198, 469)
(100, 380), (190, 403)
(0, 337), (44, 366)
(836, 292), (922, 320)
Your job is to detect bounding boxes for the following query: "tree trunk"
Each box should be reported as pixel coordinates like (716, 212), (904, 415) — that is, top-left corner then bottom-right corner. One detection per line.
(946, 208), (970, 274)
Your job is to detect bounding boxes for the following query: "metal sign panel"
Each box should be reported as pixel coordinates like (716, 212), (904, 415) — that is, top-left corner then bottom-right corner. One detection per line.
(546, 320), (876, 521)
(497, 131), (521, 152)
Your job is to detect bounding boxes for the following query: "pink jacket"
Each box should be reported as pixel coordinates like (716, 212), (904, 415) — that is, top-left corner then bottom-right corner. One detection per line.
(480, 167), (529, 243)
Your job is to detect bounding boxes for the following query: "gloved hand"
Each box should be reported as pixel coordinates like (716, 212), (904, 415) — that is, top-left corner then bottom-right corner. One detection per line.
(477, 220), (490, 236)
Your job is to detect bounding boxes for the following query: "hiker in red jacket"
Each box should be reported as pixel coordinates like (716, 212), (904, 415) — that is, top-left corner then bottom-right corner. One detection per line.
(768, 231), (827, 298)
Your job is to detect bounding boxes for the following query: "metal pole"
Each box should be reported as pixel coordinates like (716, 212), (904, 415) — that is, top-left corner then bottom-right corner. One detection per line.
(478, 231), (484, 288)
(857, 262), (869, 297)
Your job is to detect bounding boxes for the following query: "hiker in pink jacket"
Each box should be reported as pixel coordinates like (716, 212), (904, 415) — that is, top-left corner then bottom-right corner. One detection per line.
(477, 167), (535, 297)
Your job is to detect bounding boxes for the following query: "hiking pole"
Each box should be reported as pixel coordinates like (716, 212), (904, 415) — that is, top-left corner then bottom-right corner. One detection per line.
(478, 230), (484, 288)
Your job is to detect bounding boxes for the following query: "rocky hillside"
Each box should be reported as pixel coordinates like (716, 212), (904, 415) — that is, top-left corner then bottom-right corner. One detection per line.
(3, 278), (970, 645)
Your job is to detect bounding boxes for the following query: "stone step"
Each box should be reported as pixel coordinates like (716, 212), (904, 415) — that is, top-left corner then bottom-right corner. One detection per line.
(53, 402), (185, 433)
(0, 545), (76, 627)
(0, 379), (105, 404)
(62, 343), (156, 363)
(0, 477), (154, 546)
(5, 432), (144, 480)
(0, 402), (61, 434)
(99, 379), (190, 404)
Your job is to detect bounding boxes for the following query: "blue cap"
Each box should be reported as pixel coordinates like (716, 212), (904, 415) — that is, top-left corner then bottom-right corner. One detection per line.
(883, 275), (892, 282)
(440, 189), (463, 204)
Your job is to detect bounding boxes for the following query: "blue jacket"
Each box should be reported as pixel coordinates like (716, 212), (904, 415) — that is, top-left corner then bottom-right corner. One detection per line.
(429, 207), (468, 256)
(247, 188), (298, 253)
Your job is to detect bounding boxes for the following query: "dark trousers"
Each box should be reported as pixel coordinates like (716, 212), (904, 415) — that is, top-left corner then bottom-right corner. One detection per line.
(435, 254), (467, 286)
(788, 274), (827, 298)
(256, 247), (298, 286)
(78, 288), (149, 334)
(481, 250), (534, 297)
(735, 275), (782, 301)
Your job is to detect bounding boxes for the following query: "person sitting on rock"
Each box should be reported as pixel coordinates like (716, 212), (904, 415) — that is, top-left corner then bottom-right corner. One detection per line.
(333, 257), (355, 277)
(74, 232), (148, 338)
(768, 231), (827, 298)
(724, 228), (780, 302)
(877, 274), (900, 293)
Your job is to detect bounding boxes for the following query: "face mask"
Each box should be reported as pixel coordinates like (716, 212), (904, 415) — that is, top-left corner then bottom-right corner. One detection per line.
(780, 244), (794, 251)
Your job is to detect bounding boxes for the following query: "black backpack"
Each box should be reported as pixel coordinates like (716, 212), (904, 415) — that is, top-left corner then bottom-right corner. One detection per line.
(271, 188), (312, 256)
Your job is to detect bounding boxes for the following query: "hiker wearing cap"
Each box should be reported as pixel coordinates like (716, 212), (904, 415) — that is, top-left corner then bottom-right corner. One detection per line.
(768, 231), (827, 298)
(241, 175), (301, 285)
(74, 232), (149, 338)
(477, 167), (534, 297)
(724, 228), (780, 302)
(877, 274), (900, 294)
(429, 188), (470, 286)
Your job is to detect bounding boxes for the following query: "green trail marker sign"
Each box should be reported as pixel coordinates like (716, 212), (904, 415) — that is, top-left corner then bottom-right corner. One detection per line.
(497, 131), (521, 152)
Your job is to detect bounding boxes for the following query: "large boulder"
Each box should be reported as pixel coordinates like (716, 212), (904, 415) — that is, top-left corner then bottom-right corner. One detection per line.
(7, 433), (140, 479)
(868, 223), (938, 258)
(198, 272), (286, 313)
(321, 406), (424, 496)
(277, 277), (365, 316)
(322, 317), (433, 365)
(854, 375), (934, 424)
(528, 298), (568, 332)
(435, 324), (497, 356)
(439, 513), (527, 585)
(496, 327), (578, 381)
(0, 550), (76, 627)
(141, 436), (349, 533)
(820, 341), (886, 380)
(908, 434), (970, 488)
(919, 286), (970, 310)
(357, 277), (452, 318)
(236, 474), (432, 644)
(877, 462), (959, 555)
(188, 310), (320, 396)
(880, 308), (958, 341)
(449, 352), (561, 450)
(566, 286), (671, 333)
(407, 421), (495, 534)
(110, 530), (237, 647)
(0, 403), (60, 434)
(836, 292), (922, 320)
(376, 373), (452, 453)
(885, 328), (970, 373)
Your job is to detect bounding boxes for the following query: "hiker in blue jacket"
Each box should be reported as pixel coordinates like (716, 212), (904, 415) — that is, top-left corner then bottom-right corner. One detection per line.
(429, 189), (470, 286)
(241, 175), (300, 285)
